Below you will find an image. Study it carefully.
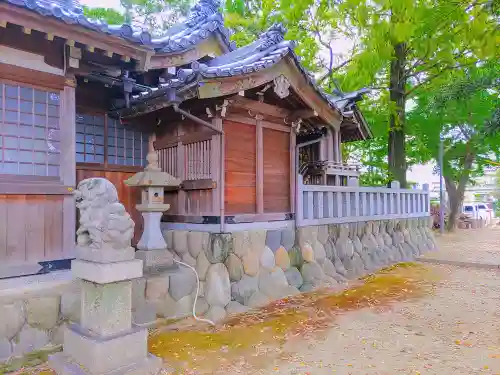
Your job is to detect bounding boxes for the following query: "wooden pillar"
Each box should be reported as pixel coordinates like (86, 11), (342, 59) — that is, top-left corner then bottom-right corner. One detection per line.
(60, 76), (76, 257)
(256, 116), (264, 214)
(326, 127), (334, 161)
(319, 134), (327, 161)
(211, 117), (223, 216)
(290, 130), (296, 214)
(333, 127), (340, 163)
(177, 124), (185, 215)
(337, 127), (343, 162)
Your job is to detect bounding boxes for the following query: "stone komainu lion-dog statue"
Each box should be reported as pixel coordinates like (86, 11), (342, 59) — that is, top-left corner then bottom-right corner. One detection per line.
(74, 178), (135, 250)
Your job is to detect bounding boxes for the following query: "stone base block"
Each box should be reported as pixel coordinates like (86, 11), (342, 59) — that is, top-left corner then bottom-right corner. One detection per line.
(135, 249), (174, 272)
(76, 247), (136, 263)
(72, 259), (143, 284)
(49, 352), (162, 375)
(59, 323), (150, 374)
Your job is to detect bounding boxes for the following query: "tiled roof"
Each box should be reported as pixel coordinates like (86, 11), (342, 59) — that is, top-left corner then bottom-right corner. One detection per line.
(323, 89), (370, 116)
(130, 23), (369, 117)
(1, 0), (235, 53)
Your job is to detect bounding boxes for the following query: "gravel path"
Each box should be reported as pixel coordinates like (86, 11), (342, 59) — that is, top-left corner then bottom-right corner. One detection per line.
(259, 228), (500, 375)
(419, 226), (500, 266)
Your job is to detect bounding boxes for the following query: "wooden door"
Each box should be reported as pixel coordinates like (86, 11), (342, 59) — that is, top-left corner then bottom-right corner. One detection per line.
(224, 120), (257, 214)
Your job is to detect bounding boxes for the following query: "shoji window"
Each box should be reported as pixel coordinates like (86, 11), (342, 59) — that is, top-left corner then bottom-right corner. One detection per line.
(0, 81), (61, 177)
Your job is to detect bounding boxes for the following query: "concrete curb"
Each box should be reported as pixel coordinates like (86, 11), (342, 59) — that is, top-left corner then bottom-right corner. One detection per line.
(416, 257), (500, 270)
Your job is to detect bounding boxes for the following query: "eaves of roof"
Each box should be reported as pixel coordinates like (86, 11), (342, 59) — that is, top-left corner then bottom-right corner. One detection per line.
(0, 0), (234, 54)
(128, 24), (370, 128)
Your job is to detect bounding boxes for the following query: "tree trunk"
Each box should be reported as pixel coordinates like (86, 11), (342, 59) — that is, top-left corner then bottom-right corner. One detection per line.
(444, 151), (475, 231)
(388, 42), (407, 187)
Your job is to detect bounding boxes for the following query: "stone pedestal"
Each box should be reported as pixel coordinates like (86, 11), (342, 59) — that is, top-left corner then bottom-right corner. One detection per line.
(137, 211), (169, 251)
(49, 251), (161, 375)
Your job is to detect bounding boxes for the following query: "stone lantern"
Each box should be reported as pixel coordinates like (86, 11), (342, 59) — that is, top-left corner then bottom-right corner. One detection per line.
(125, 133), (181, 272)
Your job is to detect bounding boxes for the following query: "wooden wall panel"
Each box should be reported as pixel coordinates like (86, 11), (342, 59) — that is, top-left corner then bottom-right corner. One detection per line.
(0, 194), (70, 265)
(76, 169), (142, 244)
(185, 189), (214, 215)
(164, 191), (178, 215)
(263, 128), (291, 213)
(224, 120), (256, 214)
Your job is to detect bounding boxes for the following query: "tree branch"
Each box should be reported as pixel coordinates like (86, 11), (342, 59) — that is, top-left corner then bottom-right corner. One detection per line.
(405, 61), (479, 96)
(318, 58), (353, 83)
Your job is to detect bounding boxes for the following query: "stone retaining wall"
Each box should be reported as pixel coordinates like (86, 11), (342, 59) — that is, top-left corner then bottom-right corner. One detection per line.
(0, 282), (80, 362)
(133, 217), (436, 324)
(0, 217), (435, 363)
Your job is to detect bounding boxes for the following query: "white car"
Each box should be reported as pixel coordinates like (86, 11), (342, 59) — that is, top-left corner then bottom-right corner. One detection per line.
(462, 202), (494, 223)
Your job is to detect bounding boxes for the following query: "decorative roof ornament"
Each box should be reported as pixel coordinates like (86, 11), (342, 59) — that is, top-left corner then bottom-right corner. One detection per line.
(273, 75), (290, 99)
(259, 23), (287, 51)
(186, 0), (221, 27)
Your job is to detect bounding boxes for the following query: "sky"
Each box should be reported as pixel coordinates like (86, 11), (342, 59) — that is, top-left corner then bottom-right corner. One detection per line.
(80, 0), (437, 186)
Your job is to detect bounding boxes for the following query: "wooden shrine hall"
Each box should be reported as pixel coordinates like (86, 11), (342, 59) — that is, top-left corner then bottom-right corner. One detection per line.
(0, 0), (373, 275)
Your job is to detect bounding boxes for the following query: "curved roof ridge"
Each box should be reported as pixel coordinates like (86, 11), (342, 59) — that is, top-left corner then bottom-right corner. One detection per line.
(1, 0), (235, 52)
(129, 23), (370, 115)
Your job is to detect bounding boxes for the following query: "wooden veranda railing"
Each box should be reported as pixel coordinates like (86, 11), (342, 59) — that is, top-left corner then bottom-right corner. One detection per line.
(296, 174), (430, 227)
(156, 136), (213, 181)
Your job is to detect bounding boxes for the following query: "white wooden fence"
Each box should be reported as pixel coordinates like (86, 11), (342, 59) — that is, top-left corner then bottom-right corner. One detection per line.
(296, 175), (430, 227)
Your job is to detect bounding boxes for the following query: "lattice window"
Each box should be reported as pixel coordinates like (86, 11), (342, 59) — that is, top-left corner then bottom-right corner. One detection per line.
(76, 112), (149, 167)
(0, 82), (61, 177)
(75, 114), (105, 163)
(107, 117), (148, 167)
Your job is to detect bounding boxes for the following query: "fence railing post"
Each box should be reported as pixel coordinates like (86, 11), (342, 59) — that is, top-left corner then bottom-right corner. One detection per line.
(422, 183), (430, 215)
(390, 181), (400, 215)
(296, 174), (304, 226)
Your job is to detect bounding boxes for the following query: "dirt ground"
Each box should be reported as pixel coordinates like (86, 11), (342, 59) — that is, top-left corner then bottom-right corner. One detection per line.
(265, 265), (500, 375)
(420, 226), (500, 266)
(9, 227), (500, 375)
(263, 227), (500, 375)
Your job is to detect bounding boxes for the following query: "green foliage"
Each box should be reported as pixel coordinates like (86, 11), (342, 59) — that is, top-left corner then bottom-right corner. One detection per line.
(81, 0), (499, 189)
(120, 0), (192, 31)
(409, 61), (500, 185)
(82, 6), (125, 24)
(329, 0), (499, 184)
(83, 0), (191, 32)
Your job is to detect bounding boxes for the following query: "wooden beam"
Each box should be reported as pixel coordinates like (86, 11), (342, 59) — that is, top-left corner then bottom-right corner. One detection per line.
(154, 130), (218, 150)
(0, 182), (74, 195)
(225, 114), (291, 133)
(0, 62), (65, 90)
(286, 109), (318, 123)
(181, 179), (216, 191)
(229, 96), (291, 118)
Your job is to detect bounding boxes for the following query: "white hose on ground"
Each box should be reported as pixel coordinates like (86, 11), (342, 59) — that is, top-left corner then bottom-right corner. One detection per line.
(133, 258), (216, 328)
(173, 258), (216, 326)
